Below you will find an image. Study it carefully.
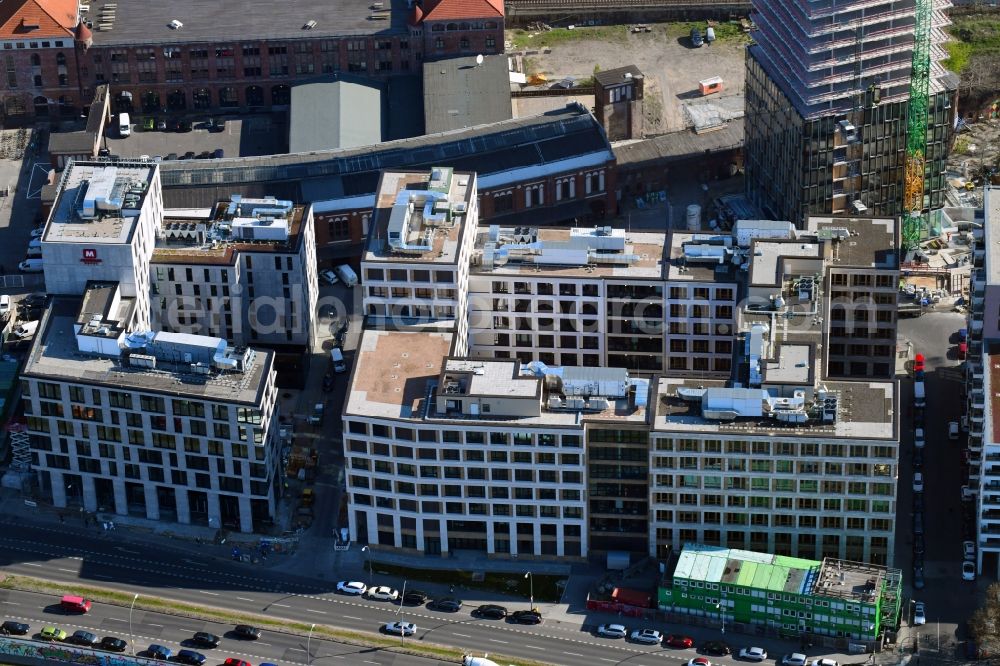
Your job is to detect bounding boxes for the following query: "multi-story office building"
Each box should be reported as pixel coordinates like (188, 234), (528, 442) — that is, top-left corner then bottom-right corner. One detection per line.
(151, 195), (319, 352)
(23, 160), (281, 532)
(361, 167), (478, 353)
(968, 186), (1000, 574)
(344, 170), (902, 563)
(659, 544), (902, 648)
(744, 0), (956, 224)
(1, 0), (504, 122)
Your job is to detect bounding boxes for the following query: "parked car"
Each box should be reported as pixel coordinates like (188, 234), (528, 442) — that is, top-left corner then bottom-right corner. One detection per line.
(156, 119), (168, 131)
(177, 119), (193, 132)
(630, 629), (664, 645)
(913, 566), (925, 590)
(962, 485), (976, 502)
(29, 227), (44, 238)
(181, 151), (196, 160)
(319, 268), (339, 285)
(809, 660), (839, 666)
(950, 421), (960, 439)
(68, 630), (99, 646)
(99, 636), (128, 652)
(191, 631), (220, 648)
(965, 541), (976, 562)
(689, 659), (712, 666)
(510, 609), (542, 624)
(175, 649), (207, 665)
(322, 374), (334, 392)
(739, 647), (768, 661)
(223, 659), (252, 666)
(781, 654), (807, 666)
(913, 472), (924, 493)
(23, 292), (46, 308)
(402, 590), (429, 605)
(39, 627), (67, 641)
(597, 623), (627, 639)
(474, 604), (508, 620)
(913, 512), (924, 536)
(146, 645), (172, 659)
(166, 152), (178, 160)
(337, 581), (367, 596)
(208, 118), (227, 133)
(913, 447), (924, 469)
(1, 621), (29, 635)
(233, 624), (261, 640)
(431, 598), (463, 612)
(914, 602), (926, 626)
(702, 641), (732, 656)
(143, 117), (155, 131)
(0, 295), (10, 317)
(690, 27), (704, 46)
(913, 536), (926, 556)
(963, 561), (977, 581)
(383, 621), (416, 636)
(367, 586), (399, 602)
(666, 635), (695, 649)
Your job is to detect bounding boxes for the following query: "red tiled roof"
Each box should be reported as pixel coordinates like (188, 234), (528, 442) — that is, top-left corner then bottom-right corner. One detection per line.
(0, 0), (77, 39)
(408, 4), (423, 26)
(421, 0), (503, 21)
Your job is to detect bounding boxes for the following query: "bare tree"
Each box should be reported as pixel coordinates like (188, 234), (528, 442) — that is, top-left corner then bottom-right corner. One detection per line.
(969, 582), (1000, 656)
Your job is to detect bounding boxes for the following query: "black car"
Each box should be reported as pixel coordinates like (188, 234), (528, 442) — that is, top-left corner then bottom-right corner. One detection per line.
(913, 566), (925, 590)
(208, 118), (227, 133)
(175, 649), (206, 665)
(1, 621), (28, 635)
(191, 631), (219, 648)
(913, 447), (924, 469)
(402, 590), (429, 606)
(212, 148), (225, 159)
(166, 152), (178, 161)
(233, 624), (261, 640)
(701, 641), (732, 656)
(912, 492), (925, 512)
(913, 536), (926, 556)
(146, 645), (172, 660)
(510, 610), (542, 625)
(177, 119), (193, 132)
(181, 151), (196, 160)
(196, 150), (212, 159)
(22, 292), (46, 308)
(430, 598), (462, 612)
(474, 604), (508, 620)
(68, 630), (99, 646)
(322, 374), (334, 392)
(98, 147), (111, 157)
(99, 636), (127, 652)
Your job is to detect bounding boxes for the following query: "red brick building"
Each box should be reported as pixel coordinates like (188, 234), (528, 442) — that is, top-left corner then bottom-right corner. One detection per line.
(1, 0), (504, 123)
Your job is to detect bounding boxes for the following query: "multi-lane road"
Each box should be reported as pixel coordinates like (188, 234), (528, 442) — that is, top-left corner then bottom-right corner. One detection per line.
(0, 517), (772, 666)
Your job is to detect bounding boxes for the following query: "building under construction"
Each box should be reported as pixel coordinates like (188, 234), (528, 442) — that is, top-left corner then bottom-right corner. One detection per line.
(744, 0), (958, 228)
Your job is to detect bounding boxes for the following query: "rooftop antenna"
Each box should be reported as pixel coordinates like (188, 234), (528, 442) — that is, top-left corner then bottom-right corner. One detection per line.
(475, 54), (483, 67)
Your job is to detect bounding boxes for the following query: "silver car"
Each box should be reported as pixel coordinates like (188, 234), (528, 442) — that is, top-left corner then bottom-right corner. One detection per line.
(630, 629), (663, 645)
(597, 623), (627, 639)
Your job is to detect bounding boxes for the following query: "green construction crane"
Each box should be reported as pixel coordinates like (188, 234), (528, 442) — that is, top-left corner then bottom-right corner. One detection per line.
(903, 0), (932, 250)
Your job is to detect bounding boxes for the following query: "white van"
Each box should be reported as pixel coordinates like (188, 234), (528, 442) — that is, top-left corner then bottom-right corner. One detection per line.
(13, 320), (38, 339)
(118, 112), (131, 137)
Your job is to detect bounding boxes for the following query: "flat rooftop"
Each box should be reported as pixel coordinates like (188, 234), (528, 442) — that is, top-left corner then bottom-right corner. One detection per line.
(471, 226), (667, 279)
(24, 298), (271, 405)
(364, 169), (474, 265)
(46, 161), (156, 245)
(423, 54), (512, 134)
(347, 329), (649, 426)
(85, 0), (407, 46)
(672, 543), (818, 594)
(666, 231), (740, 283)
(153, 198), (307, 265)
(813, 558), (886, 604)
(806, 216), (897, 269)
(749, 240), (822, 287)
(442, 359), (539, 398)
(653, 376), (896, 440)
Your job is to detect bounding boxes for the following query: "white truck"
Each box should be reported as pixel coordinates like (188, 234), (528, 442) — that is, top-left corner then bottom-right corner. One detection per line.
(334, 264), (358, 288)
(914, 380), (926, 408)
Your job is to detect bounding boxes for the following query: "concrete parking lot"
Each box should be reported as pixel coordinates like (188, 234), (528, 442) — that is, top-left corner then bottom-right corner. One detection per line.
(103, 113), (287, 160)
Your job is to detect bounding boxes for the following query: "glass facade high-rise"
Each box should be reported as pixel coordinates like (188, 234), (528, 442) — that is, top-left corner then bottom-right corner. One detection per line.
(744, 0), (957, 225)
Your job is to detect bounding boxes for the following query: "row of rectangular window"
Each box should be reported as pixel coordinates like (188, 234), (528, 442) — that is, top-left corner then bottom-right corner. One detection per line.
(345, 422), (581, 446)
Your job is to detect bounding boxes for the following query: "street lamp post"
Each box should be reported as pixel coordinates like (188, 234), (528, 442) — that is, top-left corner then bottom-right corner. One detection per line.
(524, 572), (534, 610)
(361, 546), (372, 589)
(397, 580), (407, 645)
(716, 590), (726, 635)
(128, 593), (138, 656)
(307, 622), (316, 665)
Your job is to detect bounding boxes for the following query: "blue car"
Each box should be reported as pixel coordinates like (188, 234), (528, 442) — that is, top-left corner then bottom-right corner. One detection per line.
(146, 645), (172, 659)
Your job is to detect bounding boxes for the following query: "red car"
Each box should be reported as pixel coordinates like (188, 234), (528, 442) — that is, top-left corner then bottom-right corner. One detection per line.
(223, 659), (252, 666)
(666, 635), (695, 649)
(959, 342), (968, 360)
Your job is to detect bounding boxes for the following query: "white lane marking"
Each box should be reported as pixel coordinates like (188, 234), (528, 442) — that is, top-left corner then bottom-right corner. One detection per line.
(115, 548), (140, 555)
(306, 608), (327, 614)
(236, 597), (253, 602)
(93, 574), (113, 579)
(563, 652), (584, 657)
(57, 568), (75, 573)
(200, 591), (219, 596)
(106, 618), (127, 623)
(271, 603), (290, 608)
(363, 661), (380, 665)
(453, 633), (472, 638)
(342, 615), (362, 621)
(146, 624), (163, 628)
(489, 639), (509, 644)
(23, 563), (41, 567)
(599, 659), (618, 662)
(524, 645), (546, 650)
(287, 648), (305, 652)
(256, 642), (271, 646)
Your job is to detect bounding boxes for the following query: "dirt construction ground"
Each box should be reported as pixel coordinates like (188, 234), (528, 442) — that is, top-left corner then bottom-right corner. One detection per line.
(512, 24), (748, 134)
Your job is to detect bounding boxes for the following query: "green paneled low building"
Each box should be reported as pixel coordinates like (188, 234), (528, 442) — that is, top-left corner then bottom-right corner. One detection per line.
(659, 544), (902, 646)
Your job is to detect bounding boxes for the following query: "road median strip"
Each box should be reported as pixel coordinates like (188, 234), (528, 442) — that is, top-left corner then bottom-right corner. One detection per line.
(0, 573), (551, 666)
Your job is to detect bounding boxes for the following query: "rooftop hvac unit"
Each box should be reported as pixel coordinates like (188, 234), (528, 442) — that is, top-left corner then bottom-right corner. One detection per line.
(303, 19), (317, 29)
(168, 19), (183, 29)
(129, 353), (156, 369)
